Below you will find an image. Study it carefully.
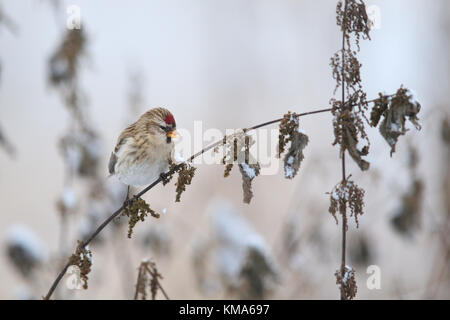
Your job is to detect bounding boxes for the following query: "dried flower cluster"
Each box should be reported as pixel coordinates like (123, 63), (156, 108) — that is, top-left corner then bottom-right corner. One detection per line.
(370, 87), (422, 156)
(335, 265), (357, 300)
(330, 0), (372, 171)
(68, 241), (92, 289)
(48, 26), (108, 250)
(329, 179), (365, 227)
(221, 131), (262, 204)
(58, 128), (101, 178)
(221, 130), (245, 171)
(278, 112), (309, 179)
(122, 197), (160, 238)
(165, 160), (197, 202)
(336, 0), (371, 47)
(175, 165), (196, 202)
(332, 107), (370, 171)
(48, 29), (86, 88)
(134, 259), (168, 300)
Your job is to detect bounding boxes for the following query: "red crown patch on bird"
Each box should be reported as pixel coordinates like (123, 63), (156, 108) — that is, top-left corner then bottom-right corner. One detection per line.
(164, 114), (175, 126)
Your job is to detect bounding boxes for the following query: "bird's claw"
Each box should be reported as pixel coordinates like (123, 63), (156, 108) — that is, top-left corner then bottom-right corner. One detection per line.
(160, 172), (170, 185)
(124, 195), (138, 208)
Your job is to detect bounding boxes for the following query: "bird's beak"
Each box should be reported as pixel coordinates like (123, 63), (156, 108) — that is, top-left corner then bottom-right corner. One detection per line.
(167, 130), (178, 139)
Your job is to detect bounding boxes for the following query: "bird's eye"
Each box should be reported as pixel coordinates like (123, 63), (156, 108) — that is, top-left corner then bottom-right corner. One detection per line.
(159, 125), (167, 131)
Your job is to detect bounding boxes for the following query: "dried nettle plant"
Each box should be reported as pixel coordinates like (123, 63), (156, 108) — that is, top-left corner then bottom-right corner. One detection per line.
(329, 0), (421, 299)
(134, 259), (169, 300)
(44, 0), (421, 300)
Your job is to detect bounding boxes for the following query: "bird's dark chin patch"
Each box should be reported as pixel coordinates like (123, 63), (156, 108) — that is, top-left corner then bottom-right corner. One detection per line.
(166, 136), (171, 144)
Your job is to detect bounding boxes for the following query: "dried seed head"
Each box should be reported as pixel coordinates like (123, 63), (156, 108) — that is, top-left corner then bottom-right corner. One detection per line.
(174, 164), (196, 202)
(68, 241), (92, 290)
(329, 179), (365, 227)
(220, 131), (262, 203)
(134, 260), (166, 300)
(122, 198), (160, 238)
(48, 28), (86, 86)
(335, 265), (358, 300)
(278, 112), (309, 179)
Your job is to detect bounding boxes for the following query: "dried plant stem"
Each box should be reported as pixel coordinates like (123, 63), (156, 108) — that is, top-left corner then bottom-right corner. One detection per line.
(133, 264), (145, 300)
(133, 262), (169, 300)
(339, 0), (349, 301)
(144, 265), (170, 300)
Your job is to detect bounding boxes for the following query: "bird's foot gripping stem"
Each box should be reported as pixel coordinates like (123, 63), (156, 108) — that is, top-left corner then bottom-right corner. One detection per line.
(160, 172), (170, 185)
(123, 186), (138, 208)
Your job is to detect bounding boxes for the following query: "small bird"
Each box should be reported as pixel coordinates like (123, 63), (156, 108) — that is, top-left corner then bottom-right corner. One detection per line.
(109, 108), (177, 192)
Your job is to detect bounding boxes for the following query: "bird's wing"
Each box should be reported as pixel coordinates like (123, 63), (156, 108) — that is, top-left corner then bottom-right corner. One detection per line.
(108, 152), (117, 175)
(109, 122), (137, 175)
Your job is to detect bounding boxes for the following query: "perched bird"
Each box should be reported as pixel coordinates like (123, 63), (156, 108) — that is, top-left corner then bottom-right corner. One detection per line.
(109, 108), (177, 191)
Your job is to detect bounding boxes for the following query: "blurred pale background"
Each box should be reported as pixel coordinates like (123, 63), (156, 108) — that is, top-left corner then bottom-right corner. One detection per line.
(0, 0), (449, 299)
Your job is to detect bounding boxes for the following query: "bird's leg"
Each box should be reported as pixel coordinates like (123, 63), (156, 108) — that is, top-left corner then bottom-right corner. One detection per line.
(124, 185), (133, 207)
(160, 172), (170, 185)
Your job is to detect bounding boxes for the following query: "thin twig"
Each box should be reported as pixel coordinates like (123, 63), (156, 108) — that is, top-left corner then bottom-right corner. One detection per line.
(133, 264), (145, 300)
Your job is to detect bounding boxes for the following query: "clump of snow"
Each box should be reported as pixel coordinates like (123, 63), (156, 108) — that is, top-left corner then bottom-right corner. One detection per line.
(84, 245), (93, 263)
(407, 88), (420, 106)
(389, 121), (402, 133)
(343, 265), (354, 284)
(240, 163), (256, 179)
(284, 166), (296, 179)
(60, 130), (102, 176)
(174, 151), (186, 163)
(64, 142), (82, 173)
(287, 156), (294, 165)
(332, 181), (353, 201)
(61, 186), (78, 211)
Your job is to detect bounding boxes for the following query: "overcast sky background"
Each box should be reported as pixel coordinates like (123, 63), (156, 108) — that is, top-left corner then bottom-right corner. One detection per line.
(0, 0), (449, 299)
